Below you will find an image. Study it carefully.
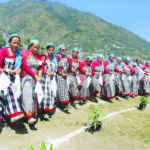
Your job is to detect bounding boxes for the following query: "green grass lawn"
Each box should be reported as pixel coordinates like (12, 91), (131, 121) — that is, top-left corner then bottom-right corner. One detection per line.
(0, 96), (150, 150)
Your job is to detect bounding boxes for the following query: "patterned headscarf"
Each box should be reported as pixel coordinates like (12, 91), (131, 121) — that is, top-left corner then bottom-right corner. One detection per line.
(117, 57), (123, 71)
(57, 44), (65, 54)
(125, 57), (132, 69)
(109, 54), (115, 57)
(30, 39), (40, 45)
(125, 57), (131, 61)
(72, 47), (79, 53)
(96, 54), (104, 60)
(87, 56), (93, 61)
(5, 34), (21, 71)
(46, 43), (54, 48)
(117, 57), (122, 61)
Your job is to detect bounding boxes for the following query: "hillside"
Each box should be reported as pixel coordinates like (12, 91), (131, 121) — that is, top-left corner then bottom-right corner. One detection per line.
(0, 0), (150, 59)
(0, 31), (6, 48)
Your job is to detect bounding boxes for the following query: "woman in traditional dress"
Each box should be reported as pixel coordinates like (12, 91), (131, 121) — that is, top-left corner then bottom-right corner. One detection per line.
(130, 62), (139, 98)
(68, 48), (80, 107)
(134, 58), (142, 95)
(91, 54), (104, 102)
(21, 40), (42, 125)
(0, 34), (24, 125)
(134, 58), (144, 95)
(122, 57), (136, 99)
(39, 43), (57, 119)
(140, 61), (150, 96)
(55, 45), (71, 110)
(114, 57), (124, 96)
(135, 59), (142, 67)
(78, 56), (93, 104)
(103, 54), (120, 100)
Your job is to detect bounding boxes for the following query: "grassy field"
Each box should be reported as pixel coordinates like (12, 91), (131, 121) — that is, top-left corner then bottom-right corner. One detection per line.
(0, 96), (150, 150)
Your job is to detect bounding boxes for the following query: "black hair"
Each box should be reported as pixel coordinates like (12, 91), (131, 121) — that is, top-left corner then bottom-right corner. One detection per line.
(27, 43), (34, 50)
(136, 58), (141, 62)
(46, 45), (55, 50)
(9, 36), (21, 43)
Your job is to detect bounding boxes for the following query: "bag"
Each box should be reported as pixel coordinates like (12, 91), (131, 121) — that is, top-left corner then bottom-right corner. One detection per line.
(12, 74), (21, 99)
(111, 73), (114, 80)
(138, 69), (144, 81)
(35, 82), (44, 105)
(51, 77), (57, 97)
(99, 74), (103, 86)
(66, 76), (70, 90)
(0, 72), (11, 96)
(86, 76), (91, 88)
(128, 75), (133, 82)
(76, 76), (81, 86)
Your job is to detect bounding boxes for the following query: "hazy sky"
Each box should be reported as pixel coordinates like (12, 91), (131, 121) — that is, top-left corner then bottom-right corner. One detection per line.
(1, 0), (150, 41)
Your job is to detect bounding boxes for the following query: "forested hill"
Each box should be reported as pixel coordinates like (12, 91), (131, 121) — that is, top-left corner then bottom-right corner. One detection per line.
(0, 0), (150, 59)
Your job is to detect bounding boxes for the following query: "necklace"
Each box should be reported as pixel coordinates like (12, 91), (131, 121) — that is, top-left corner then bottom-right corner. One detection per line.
(8, 48), (16, 56)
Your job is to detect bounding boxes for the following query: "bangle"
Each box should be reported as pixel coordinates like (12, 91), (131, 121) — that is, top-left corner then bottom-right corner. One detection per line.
(35, 75), (38, 80)
(38, 70), (42, 77)
(46, 71), (49, 75)
(62, 72), (64, 76)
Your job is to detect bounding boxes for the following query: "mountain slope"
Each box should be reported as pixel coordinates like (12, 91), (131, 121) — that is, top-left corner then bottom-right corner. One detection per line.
(0, 0), (150, 59)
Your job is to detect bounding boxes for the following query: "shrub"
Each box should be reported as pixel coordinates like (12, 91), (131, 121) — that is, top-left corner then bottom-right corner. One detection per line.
(140, 96), (148, 105)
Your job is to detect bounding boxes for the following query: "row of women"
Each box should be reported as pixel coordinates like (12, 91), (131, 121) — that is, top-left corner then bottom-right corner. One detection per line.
(0, 34), (150, 128)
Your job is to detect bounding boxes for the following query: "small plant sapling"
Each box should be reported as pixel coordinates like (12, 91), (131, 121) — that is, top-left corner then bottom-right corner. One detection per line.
(139, 96), (148, 110)
(29, 141), (53, 150)
(86, 104), (105, 133)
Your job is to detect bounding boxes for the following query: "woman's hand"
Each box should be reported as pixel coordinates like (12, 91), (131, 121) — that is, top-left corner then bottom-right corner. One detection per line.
(3, 68), (17, 75)
(63, 73), (68, 77)
(61, 72), (67, 77)
(109, 71), (113, 74)
(37, 77), (42, 82)
(50, 72), (56, 76)
(99, 72), (102, 75)
(15, 68), (21, 74)
(127, 73), (130, 75)
(47, 71), (56, 77)
(103, 74), (106, 78)
(144, 72), (148, 76)
(35, 75), (42, 82)
(142, 76), (145, 81)
(53, 72), (56, 76)
(9, 70), (17, 75)
(71, 68), (75, 73)
(87, 73), (92, 76)
(0, 69), (3, 74)
(85, 72), (90, 76)
(75, 71), (79, 76)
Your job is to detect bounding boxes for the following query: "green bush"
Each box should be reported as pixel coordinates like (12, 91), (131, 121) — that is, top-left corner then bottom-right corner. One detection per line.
(88, 104), (105, 129)
(140, 96), (148, 105)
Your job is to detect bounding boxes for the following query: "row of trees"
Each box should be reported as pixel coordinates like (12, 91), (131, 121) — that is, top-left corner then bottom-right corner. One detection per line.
(0, 32), (6, 49)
